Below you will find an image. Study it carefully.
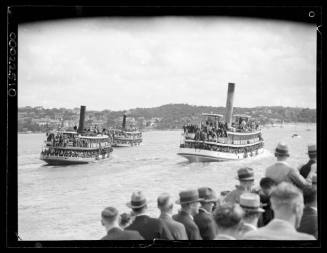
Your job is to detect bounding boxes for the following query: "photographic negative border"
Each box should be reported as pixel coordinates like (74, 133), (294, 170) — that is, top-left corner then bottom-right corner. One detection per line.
(3, 1), (326, 248)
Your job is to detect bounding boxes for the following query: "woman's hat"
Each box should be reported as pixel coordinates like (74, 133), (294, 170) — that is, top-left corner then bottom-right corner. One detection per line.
(275, 142), (290, 157)
(235, 167), (254, 181)
(176, 189), (204, 205)
(240, 193), (264, 213)
(198, 187), (218, 203)
(126, 191), (147, 209)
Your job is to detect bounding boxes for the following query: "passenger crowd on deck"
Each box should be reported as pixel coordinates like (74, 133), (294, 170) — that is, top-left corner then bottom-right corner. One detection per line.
(183, 119), (261, 143)
(41, 148), (112, 158)
(99, 143), (318, 241)
(181, 141), (264, 156)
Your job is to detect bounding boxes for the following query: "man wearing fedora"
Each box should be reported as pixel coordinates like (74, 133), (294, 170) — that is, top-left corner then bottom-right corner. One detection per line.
(265, 142), (309, 190)
(298, 185), (318, 239)
(193, 187), (218, 240)
(213, 203), (244, 240)
(299, 144), (317, 179)
(100, 207), (144, 240)
(243, 182), (315, 240)
(238, 193), (264, 237)
(157, 193), (188, 240)
(172, 189), (203, 240)
(224, 167), (255, 205)
(125, 191), (173, 240)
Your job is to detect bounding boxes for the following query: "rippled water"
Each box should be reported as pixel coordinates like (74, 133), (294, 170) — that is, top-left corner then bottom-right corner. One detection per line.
(18, 123), (316, 240)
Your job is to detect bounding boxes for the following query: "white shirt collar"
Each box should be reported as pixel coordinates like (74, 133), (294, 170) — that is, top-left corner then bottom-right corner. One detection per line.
(216, 234), (236, 240)
(276, 160), (289, 165)
(244, 223), (257, 231)
(310, 206), (317, 212)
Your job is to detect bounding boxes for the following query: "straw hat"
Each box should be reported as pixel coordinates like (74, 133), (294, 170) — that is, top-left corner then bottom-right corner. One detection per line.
(126, 191), (147, 209)
(240, 193), (264, 213)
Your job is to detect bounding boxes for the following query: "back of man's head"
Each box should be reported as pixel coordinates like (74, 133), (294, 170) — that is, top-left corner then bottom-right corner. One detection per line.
(157, 193), (173, 212)
(101, 207), (119, 225)
(260, 177), (277, 189)
(270, 182), (303, 220)
(213, 203), (244, 230)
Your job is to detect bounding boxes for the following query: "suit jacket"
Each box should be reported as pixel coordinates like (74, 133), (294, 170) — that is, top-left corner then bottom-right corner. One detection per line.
(265, 161), (309, 190)
(173, 210), (202, 240)
(299, 160), (316, 179)
(101, 227), (144, 240)
(298, 206), (318, 239)
(238, 222), (257, 237)
(193, 208), (217, 240)
(242, 219), (316, 240)
(125, 215), (173, 240)
(159, 213), (188, 240)
(223, 185), (246, 205)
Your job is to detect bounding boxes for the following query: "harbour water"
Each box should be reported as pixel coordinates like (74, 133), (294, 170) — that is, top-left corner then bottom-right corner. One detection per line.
(18, 123), (316, 240)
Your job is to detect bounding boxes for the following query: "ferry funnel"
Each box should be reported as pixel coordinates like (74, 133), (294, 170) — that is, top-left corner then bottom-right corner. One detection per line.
(122, 114), (127, 130)
(77, 105), (86, 133)
(225, 83), (235, 128)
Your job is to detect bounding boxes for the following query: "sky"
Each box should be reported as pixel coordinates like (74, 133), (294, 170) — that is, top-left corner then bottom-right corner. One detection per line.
(18, 17), (317, 111)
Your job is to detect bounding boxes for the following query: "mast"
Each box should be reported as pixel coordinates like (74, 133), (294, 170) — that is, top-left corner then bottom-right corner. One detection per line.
(77, 105), (86, 134)
(225, 83), (235, 128)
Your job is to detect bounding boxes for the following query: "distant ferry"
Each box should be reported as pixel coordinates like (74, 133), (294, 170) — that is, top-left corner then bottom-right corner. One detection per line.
(40, 106), (113, 165)
(109, 114), (143, 147)
(177, 83), (264, 162)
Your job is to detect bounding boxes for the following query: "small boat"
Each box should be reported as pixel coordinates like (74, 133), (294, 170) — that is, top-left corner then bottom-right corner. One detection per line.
(40, 106), (113, 165)
(177, 83), (264, 162)
(292, 133), (301, 138)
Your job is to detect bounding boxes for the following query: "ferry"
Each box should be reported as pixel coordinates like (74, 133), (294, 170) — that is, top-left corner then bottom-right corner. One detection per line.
(177, 83), (264, 162)
(40, 106), (113, 165)
(109, 114), (143, 147)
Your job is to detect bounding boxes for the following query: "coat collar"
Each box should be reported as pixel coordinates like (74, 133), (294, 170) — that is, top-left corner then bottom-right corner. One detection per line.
(199, 207), (211, 215)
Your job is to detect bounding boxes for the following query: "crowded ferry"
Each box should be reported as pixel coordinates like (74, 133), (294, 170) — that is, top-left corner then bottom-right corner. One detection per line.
(109, 114), (143, 147)
(40, 106), (113, 165)
(178, 83), (264, 162)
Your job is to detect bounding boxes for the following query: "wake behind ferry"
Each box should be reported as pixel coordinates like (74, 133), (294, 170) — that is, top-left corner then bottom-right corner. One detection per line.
(40, 106), (113, 165)
(178, 83), (264, 162)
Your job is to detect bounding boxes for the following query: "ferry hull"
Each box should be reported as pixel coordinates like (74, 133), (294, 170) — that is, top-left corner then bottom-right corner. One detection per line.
(177, 148), (264, 162)
(40, 154), (110, 165)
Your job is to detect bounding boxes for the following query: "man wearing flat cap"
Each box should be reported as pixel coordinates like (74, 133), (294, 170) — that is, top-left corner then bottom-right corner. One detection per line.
(265, 142), (310, 190)
(125, 191), (173, 240)
(224, 167), (255, 205)
(299, 144), (317, 179)
(100, 207), (144, 240)
(172, 189), (203, 240)
(193, 187), (218, 240)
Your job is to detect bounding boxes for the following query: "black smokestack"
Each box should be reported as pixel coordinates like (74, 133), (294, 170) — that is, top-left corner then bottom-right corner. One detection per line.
(77, 105), (86, 133)
(122, 114), (127, 130)
(225, 83), (235, 128)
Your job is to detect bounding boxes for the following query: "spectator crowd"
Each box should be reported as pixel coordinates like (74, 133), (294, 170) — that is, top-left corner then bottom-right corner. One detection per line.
(100, 143), (318, 241)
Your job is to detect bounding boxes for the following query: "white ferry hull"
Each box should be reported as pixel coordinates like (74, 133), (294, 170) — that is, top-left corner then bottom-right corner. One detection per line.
(40, 154), (110, 165)
(177, 148), (264, 162)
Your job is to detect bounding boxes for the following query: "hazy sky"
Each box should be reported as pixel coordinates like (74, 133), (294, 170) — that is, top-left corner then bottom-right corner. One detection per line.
(18, 17), (316, 111)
